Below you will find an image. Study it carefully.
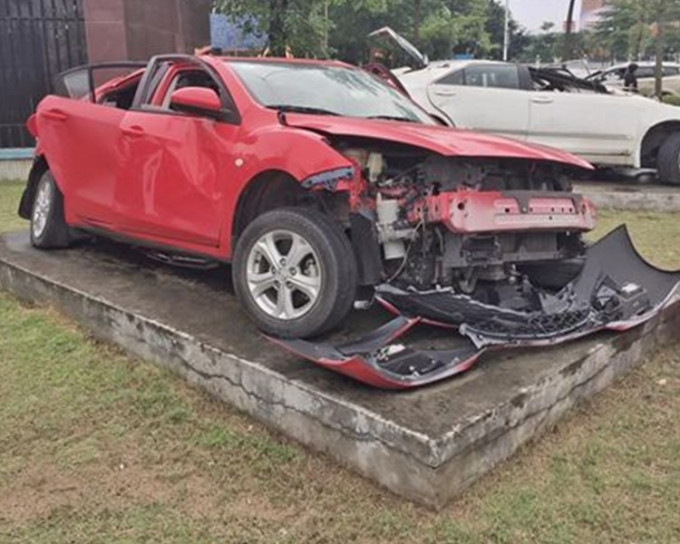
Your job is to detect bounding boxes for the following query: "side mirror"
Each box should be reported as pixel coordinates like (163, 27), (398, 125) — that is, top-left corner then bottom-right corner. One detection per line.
(169, 87), (222, 117)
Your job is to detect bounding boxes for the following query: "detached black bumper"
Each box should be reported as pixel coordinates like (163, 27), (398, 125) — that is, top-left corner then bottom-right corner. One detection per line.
(271, 227), (680, 389)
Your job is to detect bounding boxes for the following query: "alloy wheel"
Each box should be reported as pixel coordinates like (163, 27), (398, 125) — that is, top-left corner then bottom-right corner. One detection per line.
(32, 178), (53, 239)
(245, 229), (322, 320)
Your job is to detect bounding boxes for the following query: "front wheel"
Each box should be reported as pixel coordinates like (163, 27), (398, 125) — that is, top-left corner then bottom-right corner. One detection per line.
(30, 170), (71, 249)
(657, 133), (680, 185)
(232, 208), (357, 338)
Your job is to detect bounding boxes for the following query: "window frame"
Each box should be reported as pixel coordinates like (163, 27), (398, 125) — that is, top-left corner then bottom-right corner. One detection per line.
(434, 67), (466, 86)
(435, 63), (521, 90)
(131, 54), (241, 125)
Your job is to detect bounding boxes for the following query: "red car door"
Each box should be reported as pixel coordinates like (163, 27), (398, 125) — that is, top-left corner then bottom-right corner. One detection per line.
(114, 64), (239, 249)
(35, 95), (126, 227)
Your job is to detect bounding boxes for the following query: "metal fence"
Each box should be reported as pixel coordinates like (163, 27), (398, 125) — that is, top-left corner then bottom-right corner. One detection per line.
(0, 0), (88, 148)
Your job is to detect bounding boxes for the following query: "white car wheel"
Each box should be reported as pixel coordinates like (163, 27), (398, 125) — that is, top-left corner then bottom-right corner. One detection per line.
(658, 133), (680, 185)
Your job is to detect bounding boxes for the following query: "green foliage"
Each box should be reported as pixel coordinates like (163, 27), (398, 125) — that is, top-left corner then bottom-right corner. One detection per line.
(212, 0), (679, 67)
(419, 0), (492, 60)
(662, 94), (680, 106)
(595, 0), (680, 61)
(0, 181), (26, 234)
(215, 0), (331, 57)
(214, 0), (526, 63)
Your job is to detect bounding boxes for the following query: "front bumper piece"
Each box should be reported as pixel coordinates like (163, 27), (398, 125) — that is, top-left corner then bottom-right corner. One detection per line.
(271, 226), (680, 389)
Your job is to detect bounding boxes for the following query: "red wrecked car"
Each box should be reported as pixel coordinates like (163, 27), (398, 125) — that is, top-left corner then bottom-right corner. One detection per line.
(20, 55), (680, 388)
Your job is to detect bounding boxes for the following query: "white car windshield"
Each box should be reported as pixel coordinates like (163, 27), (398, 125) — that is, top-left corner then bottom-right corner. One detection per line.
(228, 61), (434, 124)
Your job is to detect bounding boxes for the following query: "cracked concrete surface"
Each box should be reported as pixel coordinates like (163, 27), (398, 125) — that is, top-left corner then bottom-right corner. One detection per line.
(1, 231), (678, 508)
(574, 182), (680, 211)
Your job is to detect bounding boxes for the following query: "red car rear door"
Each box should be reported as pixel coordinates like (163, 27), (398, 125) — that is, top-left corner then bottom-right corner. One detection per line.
(114, 60), (240, 250)
(35, 95), (126, 228)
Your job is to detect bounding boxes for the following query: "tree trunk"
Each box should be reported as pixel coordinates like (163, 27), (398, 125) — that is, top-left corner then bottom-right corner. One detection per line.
(269, 0), (288, 57)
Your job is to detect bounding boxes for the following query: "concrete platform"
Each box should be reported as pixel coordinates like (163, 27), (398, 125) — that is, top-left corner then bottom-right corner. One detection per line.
(574, 181), (680, 212)
(1, 231), (678, 508)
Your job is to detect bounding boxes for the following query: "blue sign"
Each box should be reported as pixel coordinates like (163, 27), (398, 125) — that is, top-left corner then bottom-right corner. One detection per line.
(210, 13), (267, 51)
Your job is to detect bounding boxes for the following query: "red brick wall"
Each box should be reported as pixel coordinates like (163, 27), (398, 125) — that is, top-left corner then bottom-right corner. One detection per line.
(83, 0), (210, 62)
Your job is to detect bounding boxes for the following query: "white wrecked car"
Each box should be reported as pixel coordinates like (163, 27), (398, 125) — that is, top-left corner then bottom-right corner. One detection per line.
(370, 27), (680, 184)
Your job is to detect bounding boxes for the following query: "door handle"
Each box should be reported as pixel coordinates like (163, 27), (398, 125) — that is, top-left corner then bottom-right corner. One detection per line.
(122, 125), (145, 138)
(43, 109), (68, 122)
(531, 96), (554, 104)
(434, 88), (457, 97)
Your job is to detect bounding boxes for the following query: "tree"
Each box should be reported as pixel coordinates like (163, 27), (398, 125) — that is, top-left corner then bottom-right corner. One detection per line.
(595, 0), (679, 62)
(649, 0), (679, 97)
(327, 0), (406, 64)
(540, 21), (555, 33)
(485, 0), (529, 60)
(215, 0), (330, 57)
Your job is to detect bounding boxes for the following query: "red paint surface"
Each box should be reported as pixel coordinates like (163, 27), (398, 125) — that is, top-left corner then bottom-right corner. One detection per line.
(412, 190), (597, 233)
(284, 116), (593, 170)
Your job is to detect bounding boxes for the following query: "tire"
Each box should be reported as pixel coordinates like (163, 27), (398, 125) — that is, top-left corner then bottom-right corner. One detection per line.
(657, 132), (680, 185)
(30, 170), (71, 249)
(232, 207), (357, 338)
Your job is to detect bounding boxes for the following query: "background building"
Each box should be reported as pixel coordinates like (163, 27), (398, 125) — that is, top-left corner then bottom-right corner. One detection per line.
(580, 0), (607, 31)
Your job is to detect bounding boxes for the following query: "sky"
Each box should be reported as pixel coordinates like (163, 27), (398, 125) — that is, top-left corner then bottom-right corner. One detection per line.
(508, 0), (583, 33)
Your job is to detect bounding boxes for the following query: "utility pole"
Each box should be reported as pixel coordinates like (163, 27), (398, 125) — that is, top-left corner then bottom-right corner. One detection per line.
(503, 0), (509, 61)
(563, 0), (576, 60)
(414, 0), (422, 46)
(654, 1), (666, 99)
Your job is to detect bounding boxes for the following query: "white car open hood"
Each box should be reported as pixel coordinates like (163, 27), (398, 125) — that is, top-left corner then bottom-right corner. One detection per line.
(368, 26), (428, 70)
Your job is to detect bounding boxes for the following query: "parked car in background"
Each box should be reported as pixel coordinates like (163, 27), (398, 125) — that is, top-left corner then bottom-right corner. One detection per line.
(586, 62), (680, 97)
(370, 28), (680, 185)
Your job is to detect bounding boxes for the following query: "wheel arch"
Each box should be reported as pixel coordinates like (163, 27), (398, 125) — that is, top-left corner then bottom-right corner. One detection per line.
(18, 155), (50, 219)
(640, 121), (680, 169)
(231, 169), (309, 246)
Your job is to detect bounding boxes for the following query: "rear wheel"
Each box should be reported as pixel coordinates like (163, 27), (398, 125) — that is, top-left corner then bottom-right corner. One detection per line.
(232, 208), (357, 338)
(30, 170), (71, 249)
(657, 132), (680, 185)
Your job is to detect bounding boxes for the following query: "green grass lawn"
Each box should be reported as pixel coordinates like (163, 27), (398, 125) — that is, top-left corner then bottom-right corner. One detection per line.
(1, 181), (679, 543)
(0, 181), (26, 234)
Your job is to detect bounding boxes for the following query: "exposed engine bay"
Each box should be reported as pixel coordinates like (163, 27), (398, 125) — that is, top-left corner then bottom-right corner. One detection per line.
(324, 138), (594, 304)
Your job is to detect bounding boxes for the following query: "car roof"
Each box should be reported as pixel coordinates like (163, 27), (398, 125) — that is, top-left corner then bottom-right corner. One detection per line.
(397, 59), (514, 84)
(428, 59), (505, 70)
(605, 61), (680, 70)
(214, 55), (354, 69)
